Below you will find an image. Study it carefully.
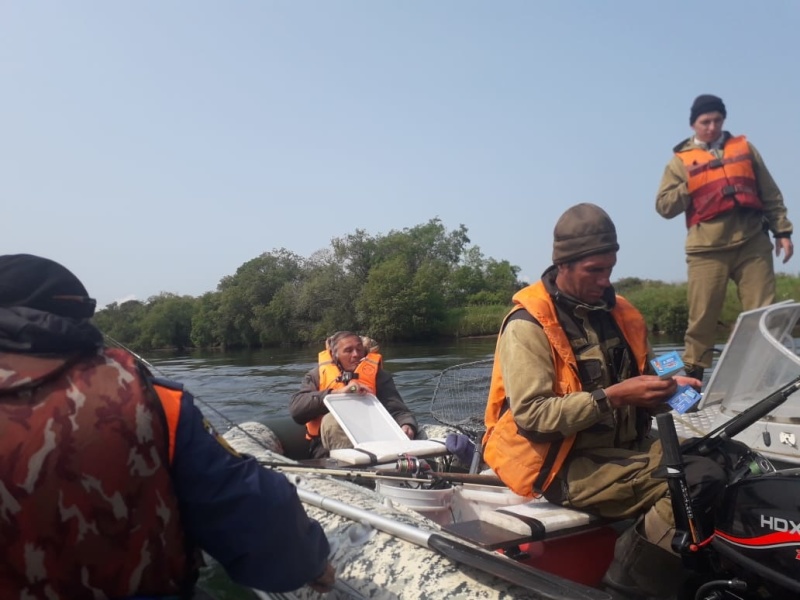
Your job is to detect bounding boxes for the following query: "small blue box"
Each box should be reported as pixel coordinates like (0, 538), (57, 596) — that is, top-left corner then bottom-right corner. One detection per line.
(668, 385), (702, 414)
(650, 351), (685, 379)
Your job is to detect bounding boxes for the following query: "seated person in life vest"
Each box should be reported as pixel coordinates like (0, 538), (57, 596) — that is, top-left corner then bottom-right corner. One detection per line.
(290, 330), (417, 458)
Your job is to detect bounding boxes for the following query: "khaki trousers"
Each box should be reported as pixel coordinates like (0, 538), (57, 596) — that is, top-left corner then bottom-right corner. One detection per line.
(684, 232), (776, 368)
(320, 413), (353, 450)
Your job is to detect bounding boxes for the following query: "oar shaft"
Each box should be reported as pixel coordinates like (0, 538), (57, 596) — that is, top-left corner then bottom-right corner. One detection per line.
(298, 487), (433, 547)
(296, 487), (611, 600)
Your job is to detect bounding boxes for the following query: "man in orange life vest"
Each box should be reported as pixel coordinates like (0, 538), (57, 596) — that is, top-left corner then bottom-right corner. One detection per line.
(290, 330), (417, 458)
(656, 94), (793, 382)
(482, 204), (726, 598)
(0, 254), (335, 598)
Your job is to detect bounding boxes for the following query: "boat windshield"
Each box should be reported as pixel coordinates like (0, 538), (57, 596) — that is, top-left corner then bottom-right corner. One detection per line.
(704, 301), (800, 423)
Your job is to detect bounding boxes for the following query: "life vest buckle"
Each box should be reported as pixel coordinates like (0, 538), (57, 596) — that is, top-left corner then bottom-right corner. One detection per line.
(338, 371), (359, 384)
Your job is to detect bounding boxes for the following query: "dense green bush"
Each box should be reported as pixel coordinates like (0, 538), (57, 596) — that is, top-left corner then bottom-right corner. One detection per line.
(94, 219), (524, 350)
(442, 305), (508, 338)
(622, 282), (688, 337)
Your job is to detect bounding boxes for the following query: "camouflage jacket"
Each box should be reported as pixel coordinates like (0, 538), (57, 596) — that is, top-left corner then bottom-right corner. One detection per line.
(0, 306), (331, 596)
(0, 345), (191, 599)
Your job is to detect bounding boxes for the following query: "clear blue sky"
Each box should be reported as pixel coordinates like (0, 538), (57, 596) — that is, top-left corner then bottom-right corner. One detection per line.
(3, 1), (798, 308)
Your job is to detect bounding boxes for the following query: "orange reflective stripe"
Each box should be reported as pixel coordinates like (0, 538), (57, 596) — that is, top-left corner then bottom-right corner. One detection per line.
(153, 384), (183, 464)
(677, 135), (762, 227)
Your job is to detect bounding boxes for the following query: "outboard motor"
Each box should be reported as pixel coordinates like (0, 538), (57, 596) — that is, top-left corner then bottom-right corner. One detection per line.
(713, 468), (800, 598)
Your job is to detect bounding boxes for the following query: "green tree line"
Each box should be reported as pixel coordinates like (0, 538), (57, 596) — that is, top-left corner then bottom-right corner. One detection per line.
(616, 273), (800, 339)
(94, 219), (522, 351)
(93, 219), (800, 352)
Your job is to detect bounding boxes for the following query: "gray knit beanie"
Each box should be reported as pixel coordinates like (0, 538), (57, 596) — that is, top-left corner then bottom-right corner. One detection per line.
(552, 203), (619, 265)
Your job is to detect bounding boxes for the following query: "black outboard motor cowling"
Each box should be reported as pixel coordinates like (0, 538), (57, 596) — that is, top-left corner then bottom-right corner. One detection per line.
(714, 468), (800, 595)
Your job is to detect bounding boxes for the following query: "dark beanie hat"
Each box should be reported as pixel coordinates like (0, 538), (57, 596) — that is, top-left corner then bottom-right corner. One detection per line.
(0, 254), (97, 319)
(690, 94), (726, 125)
(552, 203), (619, 265)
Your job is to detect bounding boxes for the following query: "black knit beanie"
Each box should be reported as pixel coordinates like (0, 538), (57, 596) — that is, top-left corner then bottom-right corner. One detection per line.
(0, 254), (97, 319)
(690, 94), (726, 125)
(552, 204), (619, 265)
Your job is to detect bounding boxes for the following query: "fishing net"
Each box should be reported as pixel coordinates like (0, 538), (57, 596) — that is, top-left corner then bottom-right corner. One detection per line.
(429, 358), (494, 439)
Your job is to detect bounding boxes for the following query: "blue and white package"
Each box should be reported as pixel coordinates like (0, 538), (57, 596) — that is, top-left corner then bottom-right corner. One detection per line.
(650, 351), (685, 379)
(668, 385), (702, 414)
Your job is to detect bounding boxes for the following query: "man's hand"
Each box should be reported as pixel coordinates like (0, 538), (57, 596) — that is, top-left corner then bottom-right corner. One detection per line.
(308, 560), (336, 593)
(673, 375), (702, 391)
(605, 375), (678, 409)
(332, 383), (369, 395)
(775, 237), (794, 264)
(401, 424), (415, 439)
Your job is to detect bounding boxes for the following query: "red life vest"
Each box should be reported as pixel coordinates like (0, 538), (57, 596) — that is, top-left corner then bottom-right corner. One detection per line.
(677, 135), (762, 227)
(482, 281), (649, 497)
(0, 347), (192, 599)
(304, 349), (381, 440)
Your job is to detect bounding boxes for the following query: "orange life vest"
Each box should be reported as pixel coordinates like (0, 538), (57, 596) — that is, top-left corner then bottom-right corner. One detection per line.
(0, 347), (191, 599)
(482, 281), (649, 497)
(677, 135), (762, 227)
(304, 349), (382, 440)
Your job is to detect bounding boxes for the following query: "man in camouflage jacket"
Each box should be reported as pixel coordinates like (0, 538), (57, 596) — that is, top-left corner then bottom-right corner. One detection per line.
(0, 254), (334, 599)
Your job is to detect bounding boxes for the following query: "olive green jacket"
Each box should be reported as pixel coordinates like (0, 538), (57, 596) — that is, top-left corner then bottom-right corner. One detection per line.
(655, 133), (792, 254)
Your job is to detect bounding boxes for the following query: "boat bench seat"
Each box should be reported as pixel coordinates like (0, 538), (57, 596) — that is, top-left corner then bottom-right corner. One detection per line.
(443, 499), (606, 550)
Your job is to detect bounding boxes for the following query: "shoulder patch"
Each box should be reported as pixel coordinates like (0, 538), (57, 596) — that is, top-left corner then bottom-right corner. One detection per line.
(203, 417), (241, 457)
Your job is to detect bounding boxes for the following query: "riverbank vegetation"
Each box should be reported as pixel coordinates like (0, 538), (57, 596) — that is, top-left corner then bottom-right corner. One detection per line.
(93, 219), (800, 351)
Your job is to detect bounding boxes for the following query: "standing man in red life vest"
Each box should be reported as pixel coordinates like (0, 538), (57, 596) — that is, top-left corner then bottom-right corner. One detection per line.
(290, 330), (417, 458)
(482, 204), (726, 599)
(0, 254), (335, 599)
(656, 94), (793, 382)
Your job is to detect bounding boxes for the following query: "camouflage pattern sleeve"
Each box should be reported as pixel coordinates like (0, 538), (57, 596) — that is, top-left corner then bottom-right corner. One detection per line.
(170, 391), (330, 592)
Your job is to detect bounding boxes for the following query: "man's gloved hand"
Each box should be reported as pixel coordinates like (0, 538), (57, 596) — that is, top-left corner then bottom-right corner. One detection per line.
(445, 433), (476, 465)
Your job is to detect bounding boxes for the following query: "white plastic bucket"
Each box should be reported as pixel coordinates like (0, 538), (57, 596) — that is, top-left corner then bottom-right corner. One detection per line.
(375, 479), (454, 525)
(452, 484), (528, 522)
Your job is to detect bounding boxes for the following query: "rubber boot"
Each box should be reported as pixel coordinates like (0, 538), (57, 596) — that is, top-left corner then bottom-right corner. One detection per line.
(602, 521), (685, 599)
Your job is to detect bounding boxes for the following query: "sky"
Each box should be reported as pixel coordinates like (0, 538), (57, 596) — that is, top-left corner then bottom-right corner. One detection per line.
(2, 1), (799, 309)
